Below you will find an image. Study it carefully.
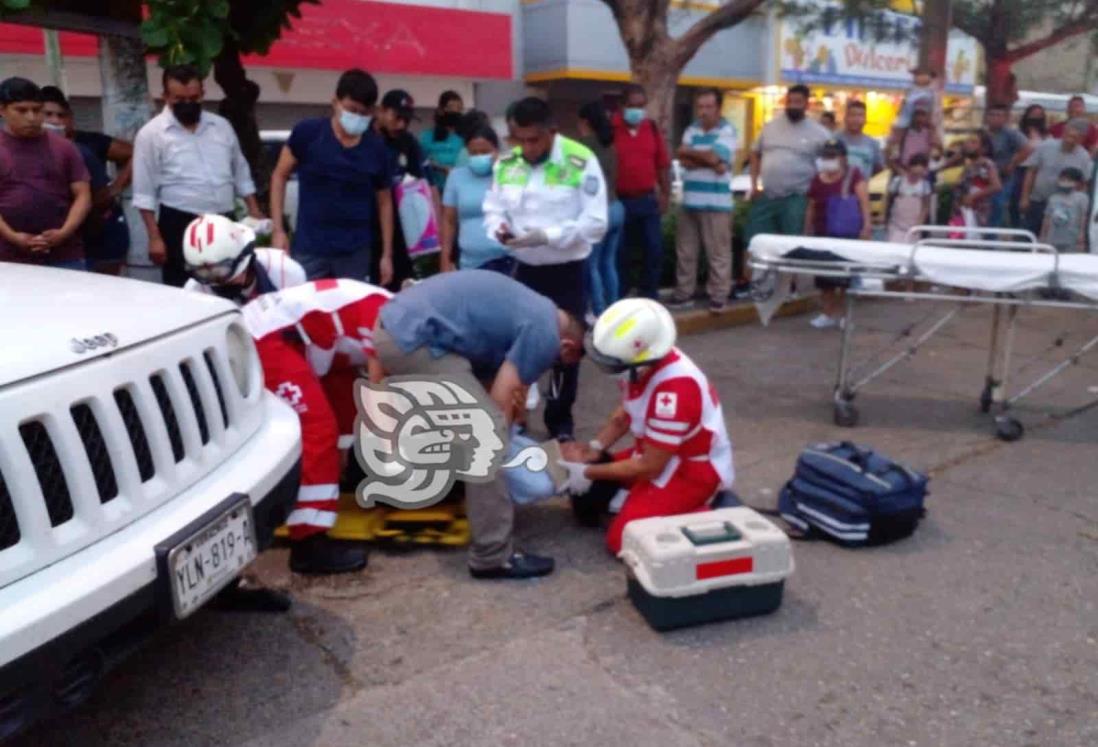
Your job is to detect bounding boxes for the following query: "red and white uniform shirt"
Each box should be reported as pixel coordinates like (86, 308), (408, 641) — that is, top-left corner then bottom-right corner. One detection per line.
(244, 278), (392, 376)
(241, 279), (392, 540)
(621, 348), (734, 489)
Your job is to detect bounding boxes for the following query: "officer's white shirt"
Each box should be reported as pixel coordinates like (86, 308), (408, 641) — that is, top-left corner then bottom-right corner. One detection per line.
(482, 134), (608, 266)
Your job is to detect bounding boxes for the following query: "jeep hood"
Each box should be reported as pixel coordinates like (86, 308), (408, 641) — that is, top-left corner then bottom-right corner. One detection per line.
(0, 264), (236, 388)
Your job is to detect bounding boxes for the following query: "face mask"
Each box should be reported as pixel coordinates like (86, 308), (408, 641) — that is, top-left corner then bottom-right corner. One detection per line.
(1057, 180), (1075, 192)
(786, 108), (806, 123)
(815, 158), (840, 173)
(171, 101), (202, 127)
(623, 108), (645, 127)
(43, 122), (66, 134)
(339, 108), (372, 136)
(467, 154), (494, 177)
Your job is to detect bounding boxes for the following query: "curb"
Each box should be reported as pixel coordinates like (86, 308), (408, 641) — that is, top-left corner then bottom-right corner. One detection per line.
(672, 296), (818, 336)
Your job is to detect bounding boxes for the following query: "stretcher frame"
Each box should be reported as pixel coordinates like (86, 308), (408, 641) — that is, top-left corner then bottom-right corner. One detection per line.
(749, 226), (1098, 441)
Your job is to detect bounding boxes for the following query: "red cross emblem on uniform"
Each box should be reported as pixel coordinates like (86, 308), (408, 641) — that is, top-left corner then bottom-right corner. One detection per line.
(655, 391), (678, 417)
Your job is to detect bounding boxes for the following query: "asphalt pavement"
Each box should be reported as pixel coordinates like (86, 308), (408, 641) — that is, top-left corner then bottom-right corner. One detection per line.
(14, 299), (1098, 747)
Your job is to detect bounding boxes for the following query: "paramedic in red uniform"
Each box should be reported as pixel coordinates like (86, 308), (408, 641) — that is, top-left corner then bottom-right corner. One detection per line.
(242, 278), (392, 574)
(557, 298), (734, 554)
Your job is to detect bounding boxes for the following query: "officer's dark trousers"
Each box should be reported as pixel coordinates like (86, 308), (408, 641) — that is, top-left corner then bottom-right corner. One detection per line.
(514, 259), (587, 440)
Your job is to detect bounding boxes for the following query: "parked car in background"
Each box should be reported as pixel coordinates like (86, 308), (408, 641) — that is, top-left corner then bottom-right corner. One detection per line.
(0, 266), (301, 741)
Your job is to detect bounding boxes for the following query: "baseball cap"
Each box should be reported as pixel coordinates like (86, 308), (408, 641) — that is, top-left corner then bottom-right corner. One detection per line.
(381, 89), (416, 121)
(819, 138), (847, 157)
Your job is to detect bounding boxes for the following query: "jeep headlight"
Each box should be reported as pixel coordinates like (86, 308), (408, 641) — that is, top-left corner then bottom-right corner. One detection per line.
(225, 323), (258, 398)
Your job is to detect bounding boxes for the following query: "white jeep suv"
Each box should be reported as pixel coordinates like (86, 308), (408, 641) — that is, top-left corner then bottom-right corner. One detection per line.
(0, 265), (301, 740)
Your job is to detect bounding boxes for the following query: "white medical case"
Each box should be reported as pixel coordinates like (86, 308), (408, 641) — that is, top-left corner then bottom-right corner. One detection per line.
(619, 507), (794, 631)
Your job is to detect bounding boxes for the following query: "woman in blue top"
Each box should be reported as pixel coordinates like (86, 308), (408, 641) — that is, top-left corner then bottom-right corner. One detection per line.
(419, 91), (465, 192)
(577, 101), (624, 316)
(439, 125), (512, 274)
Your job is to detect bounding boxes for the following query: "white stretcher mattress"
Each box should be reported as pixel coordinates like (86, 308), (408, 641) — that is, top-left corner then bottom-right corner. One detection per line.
(748, 234), (1098, 301)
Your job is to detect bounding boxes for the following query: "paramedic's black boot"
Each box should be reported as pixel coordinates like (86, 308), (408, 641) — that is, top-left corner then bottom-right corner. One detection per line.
(290, 534), (368, 575)
(210, 577), (292, 613)
(469, 551), (554, 580)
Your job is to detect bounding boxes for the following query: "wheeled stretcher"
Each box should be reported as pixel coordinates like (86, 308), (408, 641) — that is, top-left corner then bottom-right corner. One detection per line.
(748, 227), (1098, 441)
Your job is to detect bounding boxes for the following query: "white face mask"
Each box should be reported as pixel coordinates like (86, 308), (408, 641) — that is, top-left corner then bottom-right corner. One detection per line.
(43, 122), (66, 133)
(816, 158), (841, 173)
(339, 108), (372, 136)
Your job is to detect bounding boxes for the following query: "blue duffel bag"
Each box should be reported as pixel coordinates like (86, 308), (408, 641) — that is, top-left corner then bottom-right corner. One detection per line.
(778, 441), (928, 546)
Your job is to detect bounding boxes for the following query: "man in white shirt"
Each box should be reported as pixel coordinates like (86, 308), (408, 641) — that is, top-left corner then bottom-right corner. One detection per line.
(483, 96), (607, 441)
(133, 64), (266, 287)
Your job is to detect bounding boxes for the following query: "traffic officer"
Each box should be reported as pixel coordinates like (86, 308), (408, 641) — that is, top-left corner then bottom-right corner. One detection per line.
(182, 214), (305, 303)
(557, 298), (735, 555)
(483, 96), (607, 442)
(243, 278), (392, 574)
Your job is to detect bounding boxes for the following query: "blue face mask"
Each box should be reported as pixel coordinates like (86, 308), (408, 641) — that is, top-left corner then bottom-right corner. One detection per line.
(468, 153), (494, 177)
(339, 108), (372, 136)
(623, 107), (645, 127)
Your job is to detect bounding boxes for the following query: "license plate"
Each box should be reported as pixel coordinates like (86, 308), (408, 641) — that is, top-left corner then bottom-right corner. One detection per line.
(165, 498), (257, 619)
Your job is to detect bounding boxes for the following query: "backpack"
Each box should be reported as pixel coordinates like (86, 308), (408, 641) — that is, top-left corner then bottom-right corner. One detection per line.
(778, 441), (928, 546)
(825, 169), (863, 238)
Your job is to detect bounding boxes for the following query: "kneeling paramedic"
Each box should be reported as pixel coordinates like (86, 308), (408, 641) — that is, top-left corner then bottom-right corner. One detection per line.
(373, 270), (587, 579)
(558, 298), (735, 555)
(182, 213), (305, 303)
(243, 278), (392, 574)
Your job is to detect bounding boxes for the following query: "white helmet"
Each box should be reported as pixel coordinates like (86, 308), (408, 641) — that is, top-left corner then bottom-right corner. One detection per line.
(589, 298), (677, 373)
(182, 214), (256, 284)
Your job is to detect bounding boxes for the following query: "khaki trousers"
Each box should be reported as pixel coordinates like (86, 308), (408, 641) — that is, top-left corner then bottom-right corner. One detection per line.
(373, 324), (514, 570)
(675, 209), (733, 303)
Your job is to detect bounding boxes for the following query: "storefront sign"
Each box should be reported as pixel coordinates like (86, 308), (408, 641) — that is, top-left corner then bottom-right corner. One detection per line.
(780, 4), (977, 93)
(0, 0), (512, 80)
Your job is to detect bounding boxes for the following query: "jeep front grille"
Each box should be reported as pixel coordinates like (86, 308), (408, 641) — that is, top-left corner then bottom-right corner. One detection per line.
(0, 474), (18, 551)
(114, 388), (155, 482)
(150, 373), (185, 463)
(71, 404), (119, 504)
(19, 421), (74, 527)
(0, 337), (246, 568)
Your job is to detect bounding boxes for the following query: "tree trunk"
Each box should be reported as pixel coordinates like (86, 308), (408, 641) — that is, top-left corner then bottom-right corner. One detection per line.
(98, 33), (155, 276)
(984, 54), (1018, 108)
(917, 0), (952, 136)
(213, 38), (269, 207)
(630, 42), (681, 140)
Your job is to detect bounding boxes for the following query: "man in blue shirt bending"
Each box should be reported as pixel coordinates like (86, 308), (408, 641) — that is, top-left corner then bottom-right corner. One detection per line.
(270, 68), (395, 284)
(374, 270), (587, 579)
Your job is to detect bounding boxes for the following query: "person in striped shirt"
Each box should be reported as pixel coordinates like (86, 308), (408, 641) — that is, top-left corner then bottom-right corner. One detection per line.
(668, 88), (738, 314)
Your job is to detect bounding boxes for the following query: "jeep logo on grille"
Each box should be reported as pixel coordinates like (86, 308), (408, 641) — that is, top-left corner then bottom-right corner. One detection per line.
(71, 333), (119, 354)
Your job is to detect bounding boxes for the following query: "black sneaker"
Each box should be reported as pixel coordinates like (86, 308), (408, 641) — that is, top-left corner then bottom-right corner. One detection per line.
(469, 551), (555, 580)
(665, 296), (694, 310)
(708, 300), (728, 314)
(289, 534), (368, 575)
(729, 283), (753, 300)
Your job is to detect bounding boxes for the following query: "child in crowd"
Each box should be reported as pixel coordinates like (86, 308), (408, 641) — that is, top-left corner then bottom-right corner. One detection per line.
(1041, 167), (1090, 253)
(953, 131), (1001, 228)
(895, 68), (937, 130)
(886, 153), (933, 243)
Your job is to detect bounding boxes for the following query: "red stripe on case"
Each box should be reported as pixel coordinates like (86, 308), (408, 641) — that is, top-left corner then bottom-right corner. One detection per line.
(695, 556), (753, 580)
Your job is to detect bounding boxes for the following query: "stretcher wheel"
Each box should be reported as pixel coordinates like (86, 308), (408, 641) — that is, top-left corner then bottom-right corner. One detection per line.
(994, 416), (1024, 442)
(833, 401), (859, 428)
(979, 382), (994, 414)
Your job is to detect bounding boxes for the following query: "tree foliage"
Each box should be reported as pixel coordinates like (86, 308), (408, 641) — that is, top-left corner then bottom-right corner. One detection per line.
(951, 0), (1098, 61)
(141, 0), (319, 72)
